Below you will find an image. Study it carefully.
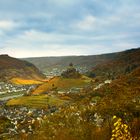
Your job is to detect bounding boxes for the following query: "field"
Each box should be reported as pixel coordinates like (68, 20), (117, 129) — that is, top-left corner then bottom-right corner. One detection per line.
(11, 78), (44, 85)
(0, 91), (24, 101)
(6, 95), (68, 108)
(33, 76), (91, 94)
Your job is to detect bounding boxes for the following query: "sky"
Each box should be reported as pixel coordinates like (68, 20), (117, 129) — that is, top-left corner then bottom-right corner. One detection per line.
(0, 0), (140, 58)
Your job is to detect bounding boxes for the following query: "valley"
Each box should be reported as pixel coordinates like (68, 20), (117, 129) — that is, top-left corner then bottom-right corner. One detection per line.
(0, 0), (140, 139)
(0, 48), (140, 140)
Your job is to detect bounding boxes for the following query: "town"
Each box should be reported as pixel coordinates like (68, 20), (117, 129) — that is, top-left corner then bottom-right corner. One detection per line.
(44, 66), (88, 78)
(0, 82), (27, 94)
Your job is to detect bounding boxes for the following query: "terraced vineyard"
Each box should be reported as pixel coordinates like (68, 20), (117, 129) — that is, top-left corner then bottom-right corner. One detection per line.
(6, 95), (69, 108)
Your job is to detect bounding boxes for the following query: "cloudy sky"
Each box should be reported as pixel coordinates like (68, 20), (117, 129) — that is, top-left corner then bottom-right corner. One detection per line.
(0, 0), (140, 58)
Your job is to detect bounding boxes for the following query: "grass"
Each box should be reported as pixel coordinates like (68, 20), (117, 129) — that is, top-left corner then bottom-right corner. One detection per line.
(11, 78), (44, 85)
(6, 95), (67, 108)
(33, 76), (91, 94)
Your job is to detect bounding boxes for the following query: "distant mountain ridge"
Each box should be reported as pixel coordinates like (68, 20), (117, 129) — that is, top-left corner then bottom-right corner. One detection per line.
(24, 48), (140, 77)
(23, 50), (119, 71)
(0, 54), (45, 81)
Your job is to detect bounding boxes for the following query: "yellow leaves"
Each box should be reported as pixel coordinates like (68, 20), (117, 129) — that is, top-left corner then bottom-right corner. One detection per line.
(124, 129), (128, 133)
(112, 129), (115, 133)
(113, 115), (117, 119)
(111, 116), (135, 140)
(115, 126), (119, 131)
(113, 122), (118, 127)
(118, 118), (122, 122)
(124, 124), (128, 129)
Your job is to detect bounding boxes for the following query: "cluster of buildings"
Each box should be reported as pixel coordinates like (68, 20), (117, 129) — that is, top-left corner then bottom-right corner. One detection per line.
(0, 82), (27, 95)
(44, 68), (62, 78)
(0, 105), (58, 137)
(44, 66), (88, 78)
(0, 82), (39, 102)
(76, 66), (88, 74)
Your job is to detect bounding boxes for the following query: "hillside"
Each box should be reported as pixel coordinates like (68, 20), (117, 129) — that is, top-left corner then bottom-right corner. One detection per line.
(0, 54), (45, 82)
(27, 67), (140, 140)
(94, 66), (140, 115)
(33, 76), (91, 94)
(90, 48), (140, 79)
